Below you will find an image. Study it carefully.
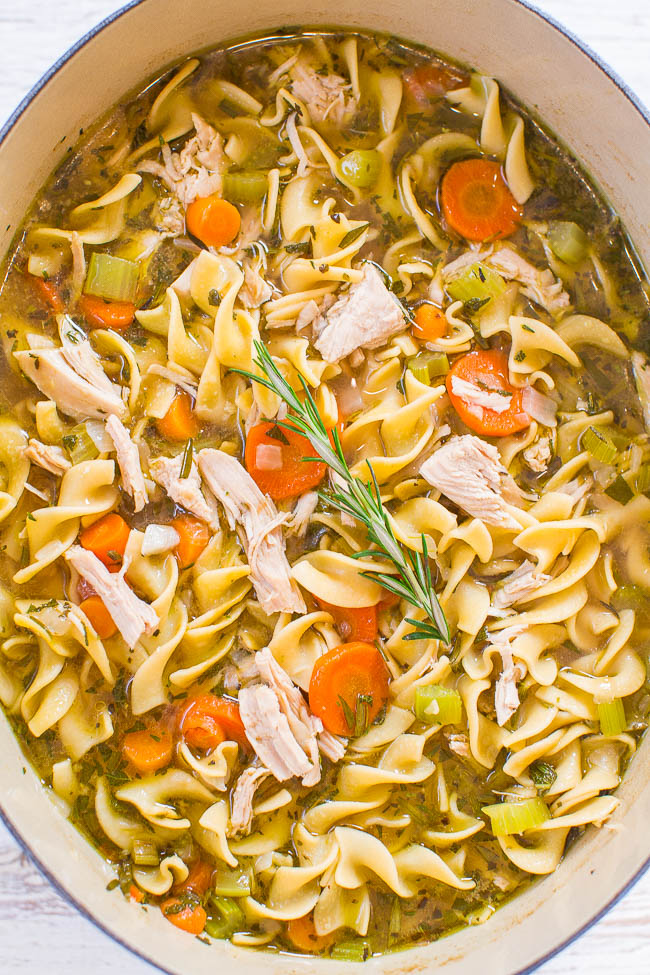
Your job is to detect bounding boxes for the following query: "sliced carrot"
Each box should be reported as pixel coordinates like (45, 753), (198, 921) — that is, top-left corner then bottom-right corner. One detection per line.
(31, 274), (65, 313)
(315, 597), (377, 643)
(156, 390), (199, 442)
(441, 159), (521, 242)
(446, 349), (530, 437)
(286, 913), (333, 953)
(79, 294), (135, 330)
(412, 303), (447, 343)
(129, 884), (145, 903)
(174, 859), (213, 897)
(309, 642), (391, 737)
(121, 724), (173, 774)
(178, 694), (249, 751)
(79, 512), (130, 568)
(171, 514), (209, 569)
(186, 195), (241, 248)
(79, 595), (117, 639)
(161, 897), (207, 935)
(245, 421), (326, 500)
(404, 63), (469, 104)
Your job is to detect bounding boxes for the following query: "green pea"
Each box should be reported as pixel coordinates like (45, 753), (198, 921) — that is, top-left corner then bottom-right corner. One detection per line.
(339, 149), (382, 189)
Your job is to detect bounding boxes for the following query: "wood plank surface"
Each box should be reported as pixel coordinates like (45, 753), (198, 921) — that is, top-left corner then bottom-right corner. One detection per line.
(0, 1), (648, 972)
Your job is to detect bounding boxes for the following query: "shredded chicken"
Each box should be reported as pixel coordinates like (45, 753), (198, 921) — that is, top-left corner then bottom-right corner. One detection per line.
(285, 491), (319, 537)
(25, 439), (70, 476)
(445, 732), (470, 758)
(239, 683), (314, 782)
(138, 113), (225, 207)
(523, 436), (553, 473)
(313, 264), (407, 362)
(290, 61), (354, 125)
(229, 766), (270, 836)
(197, 449), (305, 615)
(239, 261), (274, 308)
(632, 352), (650, 431)
(69, 231), (86, 301)
(106, 415), (148, 512)
(14, 347), (127, 421)
(491, 560), (550, 610)
(296, 299), (321, 331)
(150, 454), (219, 529)
(489, 627), (527, 727)
(419, 435), (522, 530)
(65, 545), (158, 648)
(449, 375), (512, 414)
(141, 524), (180, 557)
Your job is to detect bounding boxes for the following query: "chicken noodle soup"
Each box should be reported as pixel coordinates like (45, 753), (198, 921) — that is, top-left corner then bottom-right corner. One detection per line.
(0, 28), (649, 957)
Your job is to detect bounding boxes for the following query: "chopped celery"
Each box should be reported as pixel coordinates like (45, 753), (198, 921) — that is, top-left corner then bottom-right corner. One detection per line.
(84, 252), (139, 303)
(339, 149), (382, 188)
(634, 463), (650, 494)
(131, 838), (159, 867)
(212, 867), (251, 898)
(414, 684), (462, 725)
(446, 263), (505, 309)
(62, 424), (100, 464)
(331, 941), (371, 961)
(605, 474), (634, 504)
(598, 698), (627, 736)
(206, 894), (245, 939)
(482, 797), (550, 836)
(223, 171), (268, 204)
(582, 425), (617, 464)
(406, 352), (449, 385)
(548, 221), (589, 264)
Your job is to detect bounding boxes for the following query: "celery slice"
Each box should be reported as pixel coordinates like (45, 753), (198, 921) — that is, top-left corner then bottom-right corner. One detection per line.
(582, 425), (617, 464)
(206, 894), (245, 939)
(62, 424), (100, 464)
(331, 941), (371, 961)
(548, 221), (589, 264)
(482, 797), (550, 836)
(84, 253), (139, 303)
(212, 867), (251, 898)
(605, 474), (634, 504)
(598, 698), (627, 736)
(446, 263), (506, 309)
(131, 838), (159, 866)
(634, 463), (650, 495)
(406, 352), (449, 385)
(415, 684), (462, 725)
(223, 171), (268, 204)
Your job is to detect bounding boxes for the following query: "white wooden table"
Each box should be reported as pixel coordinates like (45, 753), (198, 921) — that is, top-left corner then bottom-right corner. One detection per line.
(0, 0), (649, 971)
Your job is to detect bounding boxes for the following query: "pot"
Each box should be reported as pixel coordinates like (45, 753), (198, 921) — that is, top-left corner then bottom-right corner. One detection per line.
(0, 2), (648, 973)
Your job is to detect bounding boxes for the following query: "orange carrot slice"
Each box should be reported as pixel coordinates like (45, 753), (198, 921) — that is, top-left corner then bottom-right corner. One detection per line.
(412, 303), (447, 342)
(79, 595), (117, 639)
(79, 294), (135, 330)
(245, 421), (326, 500)
(156, 390), (199, 441)
(79, 512), (130, 569)
(446, 349), (530, 437)
(441, 159), (521, 241)
(121, 725), (173, 774)
(171, 514), (209, 569)
(186, 196), (241, 248)
(309, 642), (390, 736)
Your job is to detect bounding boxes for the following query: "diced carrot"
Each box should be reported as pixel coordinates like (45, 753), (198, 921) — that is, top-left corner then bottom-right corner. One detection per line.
(129, 884), (145, 903)
(177, 694), (249, 751)
(161, 897), (207, 935)
(377, 589), (401, 612)
(286, 913), (333, 953)
(309, 642), (391, 736)
(79, 595), (117, 639)
(446, 349), (531, 437)
(403, 63), (469, 104)
(156, 390), (199, 441)
(30, 274), (65, 313)
(79, 512), (130, 568)
(186, 195), (241, 248)
(441, 159), (521, 242)
(174, 859), (213, 897)
(245, 421), (326, 500)
(171, 514), (209, 569)
(79, 294), (135, 330)
(412, 303), (447, 342)
(121, 724), (173, 774)
(315, 597), (377, 643)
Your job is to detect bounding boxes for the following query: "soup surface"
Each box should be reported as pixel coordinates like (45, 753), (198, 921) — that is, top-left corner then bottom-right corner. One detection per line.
(1, 29), (649, 959)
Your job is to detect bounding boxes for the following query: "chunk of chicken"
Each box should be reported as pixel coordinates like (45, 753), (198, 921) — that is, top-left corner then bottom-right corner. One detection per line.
(141, 524), (181, 557)
(15, 348), (127, 421)
(58, 318), (118, 396)
(419, 435), (522, 530)
(106, 415), (148, 513)
(25, 439), (70, 476)
(138, 113), (225, 208)
(290, 62), (354, 126)
(491, 560), (550, 610)
(150, 454), (219, 529)
(313, 264), (407, 362)
(229, 766), (270, 837)
(238, 683), (314, 782)
(65, 545), (158, 648)
(285, 491), (319, 537)
(487, 626), (526, 727)
(239, 261), (274, 309)
(523, 436), (553, 474)
(197, 449), (305, 615)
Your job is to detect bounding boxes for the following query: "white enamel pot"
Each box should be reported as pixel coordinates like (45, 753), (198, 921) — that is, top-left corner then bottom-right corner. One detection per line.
(0, 2), (648, 973)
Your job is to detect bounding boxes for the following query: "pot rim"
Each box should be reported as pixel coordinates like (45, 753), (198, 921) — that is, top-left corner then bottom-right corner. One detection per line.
(0, 2), (648, 973)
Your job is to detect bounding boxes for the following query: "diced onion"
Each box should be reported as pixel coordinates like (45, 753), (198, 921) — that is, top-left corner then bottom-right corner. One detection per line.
(255, 444), (283, 470)
(521, 386), (558, 427)
(85, 420), (114, 453)
(141, 524), (180, 557)
(330, 374), (364, 418)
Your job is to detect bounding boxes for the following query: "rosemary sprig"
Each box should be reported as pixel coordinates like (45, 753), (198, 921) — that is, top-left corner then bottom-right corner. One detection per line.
(235, 341), (450, 644)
